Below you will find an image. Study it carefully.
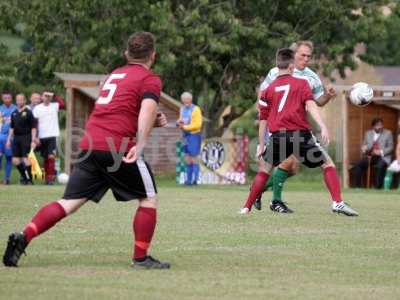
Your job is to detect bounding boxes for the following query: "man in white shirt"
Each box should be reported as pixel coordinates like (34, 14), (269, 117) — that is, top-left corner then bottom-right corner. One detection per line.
(33, 91), (65, 184)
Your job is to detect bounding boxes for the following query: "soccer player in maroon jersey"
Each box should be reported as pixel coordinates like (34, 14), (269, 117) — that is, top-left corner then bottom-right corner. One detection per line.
(239, 48), (358, 216)
(3, 32), (171, 269)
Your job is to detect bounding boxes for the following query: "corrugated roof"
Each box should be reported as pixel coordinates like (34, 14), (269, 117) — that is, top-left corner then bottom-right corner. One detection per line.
(54, 72), (105, 82)
(77, 86), (100, 99)
(75, 86), (183, 109)
(54, 71), (209, 119)
(374, 66), (400, 85)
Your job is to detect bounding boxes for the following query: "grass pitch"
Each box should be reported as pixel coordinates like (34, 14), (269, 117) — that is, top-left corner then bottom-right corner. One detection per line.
(0, 182), (399, 300)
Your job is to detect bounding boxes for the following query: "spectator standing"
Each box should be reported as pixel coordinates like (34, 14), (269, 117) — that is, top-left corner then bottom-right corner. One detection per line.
(7, 94), (38, 184)
(0, 92), (17, 184)
(353, 117), (393, 188)
(33, 91), (65, 185)
(177, 92), (203, 185)
(29, 92), (42, 111)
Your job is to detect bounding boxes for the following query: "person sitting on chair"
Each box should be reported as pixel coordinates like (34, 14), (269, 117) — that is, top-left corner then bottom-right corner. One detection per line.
(353, 117), (393, 189)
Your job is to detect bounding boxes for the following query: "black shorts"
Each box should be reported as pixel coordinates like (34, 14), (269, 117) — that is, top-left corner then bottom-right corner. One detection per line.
(13, 134), (31, 158)
(263, 130), (329, 168)
(63, 151), (157, 202)
(39, 137), (57, 158)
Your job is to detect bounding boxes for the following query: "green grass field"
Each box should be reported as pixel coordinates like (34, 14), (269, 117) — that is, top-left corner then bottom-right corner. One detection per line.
(0, 182), (399, 300)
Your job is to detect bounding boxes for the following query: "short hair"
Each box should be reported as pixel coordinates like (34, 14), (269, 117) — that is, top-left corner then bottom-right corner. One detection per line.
(126, 32), (155, 61)
(371, 117), (383, 127)
(16, 93), (26, 100)
(276, 48), (294, 69)
(181, 91), (193, 100)
(30, 92), (40, 97)
(290, 40), (314, 53)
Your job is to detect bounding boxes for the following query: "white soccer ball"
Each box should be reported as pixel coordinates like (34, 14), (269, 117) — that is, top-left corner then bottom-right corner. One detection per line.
(349, 82), (374, 106)
(57, 172), (69, 185)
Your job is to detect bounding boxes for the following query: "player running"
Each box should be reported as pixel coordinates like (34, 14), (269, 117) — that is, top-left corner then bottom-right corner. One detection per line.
(3, 32), (171, 269)
(239, 48), (358, 216)
(255, 41), (337, 213)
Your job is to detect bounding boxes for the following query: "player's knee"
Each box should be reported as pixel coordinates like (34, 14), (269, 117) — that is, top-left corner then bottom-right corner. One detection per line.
(279, 157), (299, 175)
(139, 197), (158, 209)
(12, 157), (21, 165)
(259, 162), (273, 174)
(322, 162), (336, 169)
(288, 161), (300, 175)
(58, 198), (86, 215)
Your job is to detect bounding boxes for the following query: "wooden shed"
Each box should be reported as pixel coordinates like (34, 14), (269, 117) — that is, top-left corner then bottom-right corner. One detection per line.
(325, 86), (400, 188)
(316, 63), (400, 187)
(54, 72), (182, 175)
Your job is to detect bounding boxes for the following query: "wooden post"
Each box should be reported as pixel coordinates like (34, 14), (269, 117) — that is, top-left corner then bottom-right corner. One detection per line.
(342, 91), (350, 188)
(65, 87), (73, 174)
(366, 156), (372, 188)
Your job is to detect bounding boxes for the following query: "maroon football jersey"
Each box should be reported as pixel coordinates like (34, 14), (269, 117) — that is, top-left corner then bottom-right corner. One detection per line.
(80, 64), (162, 152)
(259, 74), (313, 132)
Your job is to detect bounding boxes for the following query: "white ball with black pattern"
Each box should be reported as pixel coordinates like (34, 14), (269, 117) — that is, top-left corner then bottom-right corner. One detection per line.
(57, 172), (69, 184)
(349, 82), (374, 106)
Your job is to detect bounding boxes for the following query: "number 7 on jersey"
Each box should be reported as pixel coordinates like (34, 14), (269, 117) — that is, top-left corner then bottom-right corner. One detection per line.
(275, 84), (290, 112)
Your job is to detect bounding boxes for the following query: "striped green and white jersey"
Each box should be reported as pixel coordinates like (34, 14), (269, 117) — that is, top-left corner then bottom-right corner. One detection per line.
(260, 67), (324, 102)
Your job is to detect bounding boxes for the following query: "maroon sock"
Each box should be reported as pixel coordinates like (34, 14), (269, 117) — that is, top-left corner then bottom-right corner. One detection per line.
(133, 207), (157, 260)
(23, 201), (67, 243)
(44, 159), (49, 182)
(244, 172), (270, 210)
(323, 166), (342, 203)
(48, 157), (55, 181)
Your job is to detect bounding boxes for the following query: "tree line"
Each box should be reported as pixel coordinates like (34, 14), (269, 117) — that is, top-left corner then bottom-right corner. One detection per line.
(0, 0), (397, 136)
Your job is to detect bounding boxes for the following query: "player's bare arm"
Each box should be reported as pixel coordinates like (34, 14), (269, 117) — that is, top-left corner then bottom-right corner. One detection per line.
(31, 126), (38, 150)
(258, 120), (267, 159)
(123, 98), (158, 163)
(316, 84), (336, 107)
(6, 128), (13, 148)
(305, 99), (329, 145)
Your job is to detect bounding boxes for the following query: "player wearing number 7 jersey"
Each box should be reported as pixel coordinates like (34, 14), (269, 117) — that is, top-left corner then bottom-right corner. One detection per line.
(239, 48), (358, 216)
(254, 41), (337, 213)
(3, 32), (171, 269)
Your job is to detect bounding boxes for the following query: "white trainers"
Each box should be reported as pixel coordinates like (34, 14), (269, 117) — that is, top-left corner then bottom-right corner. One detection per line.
(332, 201), (359, 216)
(238, 207), (250, 215)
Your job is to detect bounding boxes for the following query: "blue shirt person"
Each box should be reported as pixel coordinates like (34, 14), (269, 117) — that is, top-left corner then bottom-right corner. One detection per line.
(178, 92), (203, 185)
(0, 92), (17, 184)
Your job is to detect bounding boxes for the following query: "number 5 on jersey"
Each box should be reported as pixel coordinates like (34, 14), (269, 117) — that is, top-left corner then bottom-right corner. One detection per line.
(275, 84), (290, 112)
(97, 73), (127, 104)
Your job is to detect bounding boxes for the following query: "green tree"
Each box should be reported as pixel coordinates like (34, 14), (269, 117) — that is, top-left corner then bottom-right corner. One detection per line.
(361, 4), (400, 65)
(0, 0), (392, 136)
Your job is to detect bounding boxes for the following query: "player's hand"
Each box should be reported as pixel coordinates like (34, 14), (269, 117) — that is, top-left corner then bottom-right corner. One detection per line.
(155, 112), (168, 128)
(320, 126), (330, 146)
(361, 145), (368, 153)
(122, 146), (139, 163)
(30, 142), (36, 150)
(372, 149), (381, 156)
(256, 145), (265, 160)
(326, 84), (336, 99)
(6, 140), (11, 149)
